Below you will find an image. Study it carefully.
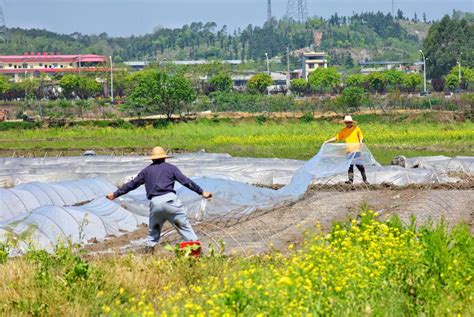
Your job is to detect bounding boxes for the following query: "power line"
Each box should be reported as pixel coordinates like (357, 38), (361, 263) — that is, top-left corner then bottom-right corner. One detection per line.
(285, 0), (309, 23)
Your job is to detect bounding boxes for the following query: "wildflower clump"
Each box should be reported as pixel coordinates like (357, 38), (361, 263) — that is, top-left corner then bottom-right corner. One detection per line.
(106, 212), (473, 316)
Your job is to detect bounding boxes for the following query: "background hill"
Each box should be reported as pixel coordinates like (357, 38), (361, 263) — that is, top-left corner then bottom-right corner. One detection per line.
(1, 11), (432, 67)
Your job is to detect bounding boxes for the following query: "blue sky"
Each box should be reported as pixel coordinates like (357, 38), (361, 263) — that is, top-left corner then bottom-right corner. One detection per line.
(2, 0), (473, 36)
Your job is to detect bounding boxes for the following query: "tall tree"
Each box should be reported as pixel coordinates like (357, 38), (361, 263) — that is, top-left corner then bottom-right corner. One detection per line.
(422, 15), (474, 79)
(308, 67), (341, 93)
(247, 73), (273, 94)
(128, 70), (196, 118)
(209, 73), (233, 92)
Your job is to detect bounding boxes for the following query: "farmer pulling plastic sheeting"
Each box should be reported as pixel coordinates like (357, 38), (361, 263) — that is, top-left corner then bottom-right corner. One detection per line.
(324, 115), (368, 184)
(107, 146), (213, 248)
(118, 143), (379, 221)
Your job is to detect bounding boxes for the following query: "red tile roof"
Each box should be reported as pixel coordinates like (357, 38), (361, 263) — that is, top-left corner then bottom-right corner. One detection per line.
(0, 53), (107, 63)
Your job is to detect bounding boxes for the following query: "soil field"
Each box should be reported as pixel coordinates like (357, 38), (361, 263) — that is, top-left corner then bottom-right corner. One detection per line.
(85, 185), (474, 258)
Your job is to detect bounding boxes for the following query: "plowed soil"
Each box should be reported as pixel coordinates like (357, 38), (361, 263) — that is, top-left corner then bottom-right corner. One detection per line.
(84, 186), (474, 258)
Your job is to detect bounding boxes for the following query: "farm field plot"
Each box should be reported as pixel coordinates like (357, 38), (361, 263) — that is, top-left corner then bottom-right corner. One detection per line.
(0, 112), (473, 316)
(1, 113), (473, 165)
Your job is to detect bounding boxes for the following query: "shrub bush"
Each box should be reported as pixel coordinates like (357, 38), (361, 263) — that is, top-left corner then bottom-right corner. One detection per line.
(0, 121), (41, 131)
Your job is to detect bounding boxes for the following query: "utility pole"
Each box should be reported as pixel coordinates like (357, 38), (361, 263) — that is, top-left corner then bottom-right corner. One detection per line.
(457, 61), (462, 85)
(419, 50), (427, 95)
(392, 0), (395, 18)
(265, 52), (270, 75)
(286, 47), (291, 93)
(265, 53), (270, 95)
(109, 56), (114, 103)
(24, 71), (27, 101)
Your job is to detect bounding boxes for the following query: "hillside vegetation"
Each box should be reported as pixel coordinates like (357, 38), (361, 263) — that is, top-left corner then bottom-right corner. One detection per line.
(2, 12), (431, 66)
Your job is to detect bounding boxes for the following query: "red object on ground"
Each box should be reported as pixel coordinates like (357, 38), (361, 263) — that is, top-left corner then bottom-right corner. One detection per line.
(178, 241), (201, 258)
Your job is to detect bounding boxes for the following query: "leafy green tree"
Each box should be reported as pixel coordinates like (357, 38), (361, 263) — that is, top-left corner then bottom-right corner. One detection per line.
(337, 87), (368, 112)
(128, 70), (196, 119)
(423, 15), (474, 78)
(59, 74), (80, 99)
(290, 79), (309, 96)
(60, 74), (102, 99)
(16, 78), (40, 100)
(402, 73), (422, 92)
(247, 73), (273, 94)
(308, 67), (341, 93)
(445, 73), (459, 92)
(449, 66), (474, 90)
(345, 74), (366, 88)
(384, 70), (405, 89)
(397, 9), (404, 20)
(112, 70), (132, 97)
(209, 73), (233, 92)
(366, 72), (387, 93)
(0, 76), (10, 99)
(77, 76), (102, 99)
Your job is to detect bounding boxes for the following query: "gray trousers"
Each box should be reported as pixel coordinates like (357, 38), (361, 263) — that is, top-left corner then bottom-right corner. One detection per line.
(148, 193), (198, 244)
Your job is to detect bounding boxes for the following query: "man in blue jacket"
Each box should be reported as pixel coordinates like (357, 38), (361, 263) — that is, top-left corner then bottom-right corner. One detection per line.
(106, 146), (212, 247)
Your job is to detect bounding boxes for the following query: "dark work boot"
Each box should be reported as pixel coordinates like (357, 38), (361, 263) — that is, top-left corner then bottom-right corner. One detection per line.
(357, 164), (369, 185)
(346, 165), (354, 184)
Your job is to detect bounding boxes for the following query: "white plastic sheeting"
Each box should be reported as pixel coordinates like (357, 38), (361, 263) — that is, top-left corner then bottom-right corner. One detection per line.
(2, 149), (471, 189)
(1, 144), (473, 253)
(0, 178), (116, 221)
(119, 144), (381, 220)
(0, 198), (147, 253)
(399, 156), (474, 174)
(0, 154), (303, 187)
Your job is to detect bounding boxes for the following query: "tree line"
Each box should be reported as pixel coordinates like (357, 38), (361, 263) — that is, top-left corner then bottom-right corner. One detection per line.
(1, 11), (426, 65)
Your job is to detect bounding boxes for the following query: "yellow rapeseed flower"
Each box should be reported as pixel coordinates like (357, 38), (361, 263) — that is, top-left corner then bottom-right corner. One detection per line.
(102, 305), (111, 314)
(279, 276), (293, 286)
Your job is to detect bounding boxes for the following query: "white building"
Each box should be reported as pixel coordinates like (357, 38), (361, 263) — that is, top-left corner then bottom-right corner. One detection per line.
(302, 52), (328, 80)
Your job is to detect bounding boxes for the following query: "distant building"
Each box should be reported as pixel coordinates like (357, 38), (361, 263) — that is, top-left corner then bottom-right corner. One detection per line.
(232, 72), (288, 92)
(359, 61), (423, 74)
(302, 52), (328, 80)
(0, 53), (108, 82)
(124, 59), (242, 71)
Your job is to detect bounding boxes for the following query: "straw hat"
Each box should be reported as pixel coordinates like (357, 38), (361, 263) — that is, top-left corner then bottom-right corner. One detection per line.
(148, 146), (173, 160)
(342, 115), (357, 123)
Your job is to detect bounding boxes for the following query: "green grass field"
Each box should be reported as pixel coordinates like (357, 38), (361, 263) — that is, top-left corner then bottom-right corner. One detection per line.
(1, 117), (473, 164)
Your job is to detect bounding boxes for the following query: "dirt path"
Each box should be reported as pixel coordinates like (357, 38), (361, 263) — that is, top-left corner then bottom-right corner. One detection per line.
(85, 187), (474, 258)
